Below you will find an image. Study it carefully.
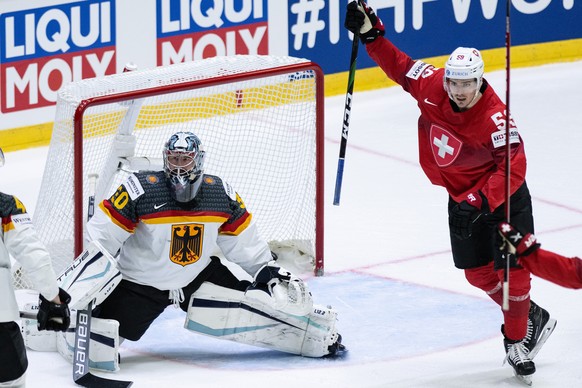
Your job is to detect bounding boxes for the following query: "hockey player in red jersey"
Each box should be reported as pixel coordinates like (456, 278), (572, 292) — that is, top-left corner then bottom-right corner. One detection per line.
(345, 1), (556, 383)
(498, 222), (582, 289)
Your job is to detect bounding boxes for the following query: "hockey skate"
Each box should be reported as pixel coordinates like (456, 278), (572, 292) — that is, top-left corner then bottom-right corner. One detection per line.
(326, 333), (347, 357)
(524, 301), (557, 360)
(503, 334), (535, 386)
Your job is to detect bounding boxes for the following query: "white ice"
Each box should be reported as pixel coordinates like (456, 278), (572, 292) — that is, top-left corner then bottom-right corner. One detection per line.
(2, 60), (582, 387)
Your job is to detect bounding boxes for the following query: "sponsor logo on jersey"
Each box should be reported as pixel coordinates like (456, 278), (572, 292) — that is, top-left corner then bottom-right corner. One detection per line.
(11, 213), (32, 228)
(424, 98), (438, 107)
(124, 174), (145, 200)
(430, 124), (462, 167)
(223, 181), (237, 201)
(169, 223), (204, 266)
(406, 61), (429, 80)
(491, 129), (520, 149)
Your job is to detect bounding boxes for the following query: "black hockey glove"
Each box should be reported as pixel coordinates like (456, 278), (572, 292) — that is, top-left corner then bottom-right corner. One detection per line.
(37, 288), (71, 332)
(449, 191), (489, 240)
(345, 1), (385, 44)
(497, 221), (540, 257)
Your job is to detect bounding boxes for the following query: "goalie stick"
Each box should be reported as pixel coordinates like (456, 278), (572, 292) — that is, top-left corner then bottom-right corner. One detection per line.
(72, 174), (133, 388)
(73, 302), (132, 388)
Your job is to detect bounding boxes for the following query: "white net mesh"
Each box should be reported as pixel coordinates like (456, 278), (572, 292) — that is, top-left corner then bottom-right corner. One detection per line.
(14, 55), (322, 289)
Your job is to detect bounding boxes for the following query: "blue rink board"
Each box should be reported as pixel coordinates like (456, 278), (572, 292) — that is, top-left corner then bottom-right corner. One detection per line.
(120, 272), (501, 370)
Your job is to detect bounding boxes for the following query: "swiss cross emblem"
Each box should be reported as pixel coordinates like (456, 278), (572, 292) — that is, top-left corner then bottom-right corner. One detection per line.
(430, 125), (462, 167)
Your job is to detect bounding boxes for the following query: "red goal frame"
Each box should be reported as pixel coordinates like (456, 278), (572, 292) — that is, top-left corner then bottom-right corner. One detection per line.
(72, 62), (326, 275)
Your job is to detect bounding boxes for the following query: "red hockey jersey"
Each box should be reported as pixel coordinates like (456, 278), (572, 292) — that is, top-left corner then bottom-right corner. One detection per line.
(366, 38), (527, 211)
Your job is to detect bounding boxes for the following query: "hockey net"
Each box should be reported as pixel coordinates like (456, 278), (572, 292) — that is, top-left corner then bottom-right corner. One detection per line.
(13, 55), (324, 291)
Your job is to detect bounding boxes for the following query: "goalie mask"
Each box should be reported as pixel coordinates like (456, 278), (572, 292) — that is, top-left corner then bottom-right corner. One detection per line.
(163, 131), (205, 203)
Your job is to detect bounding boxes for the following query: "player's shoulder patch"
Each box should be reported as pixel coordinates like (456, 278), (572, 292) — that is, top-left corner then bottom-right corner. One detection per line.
(406, 61), (430, 80)
(122, 173), (145, 200)
(491, 128), (520, 149)
(203, 175), (217, 186)
(11, 212), (33, 229)
(221, 179), (237, 201)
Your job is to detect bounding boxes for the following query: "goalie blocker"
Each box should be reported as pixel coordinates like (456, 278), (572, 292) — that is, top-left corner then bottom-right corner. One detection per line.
(185, 261), (345, 357)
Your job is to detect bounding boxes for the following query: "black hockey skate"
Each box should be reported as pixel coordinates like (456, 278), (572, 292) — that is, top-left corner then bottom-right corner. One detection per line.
(326, 333), (347, 357)
(502, 328), (536, 386)
(524, 301), (557, 360)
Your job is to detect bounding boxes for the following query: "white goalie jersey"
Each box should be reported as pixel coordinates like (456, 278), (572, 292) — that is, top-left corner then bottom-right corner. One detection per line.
(86, 171), (273, 290)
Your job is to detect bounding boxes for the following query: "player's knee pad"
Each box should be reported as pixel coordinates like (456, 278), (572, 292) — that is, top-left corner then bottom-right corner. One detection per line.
(464, 263), (500, 291)
(184, 282), (341, 357)
(56, 311), (121, 372)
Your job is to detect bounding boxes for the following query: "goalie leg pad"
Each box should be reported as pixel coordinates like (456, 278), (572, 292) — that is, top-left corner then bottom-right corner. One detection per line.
(57, 240), (122, 310)
(57, 312), (121, 372)
(184, 282), (341, 357)
(18, 302), (57, 352)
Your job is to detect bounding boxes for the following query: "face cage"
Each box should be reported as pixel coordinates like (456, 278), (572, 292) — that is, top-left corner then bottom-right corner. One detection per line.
(163, 150), (204, 202)
(168, 173), (204, 203)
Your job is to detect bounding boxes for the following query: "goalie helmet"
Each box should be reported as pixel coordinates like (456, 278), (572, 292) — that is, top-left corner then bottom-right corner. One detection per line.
(163, 131), (205, 203)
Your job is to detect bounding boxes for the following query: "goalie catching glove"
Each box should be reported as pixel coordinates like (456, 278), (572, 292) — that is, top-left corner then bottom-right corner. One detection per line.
(37, 288), (71, 332)
(247, 260), (313, 316)
(344, 1), (385, 44)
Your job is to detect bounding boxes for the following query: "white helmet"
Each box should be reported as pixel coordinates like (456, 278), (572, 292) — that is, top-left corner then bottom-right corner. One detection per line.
(444, 47), (484, 81)
(443, 47), (484, 103)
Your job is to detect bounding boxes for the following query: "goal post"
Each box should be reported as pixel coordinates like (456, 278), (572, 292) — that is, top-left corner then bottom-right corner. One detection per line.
(15, 55), (325, 291)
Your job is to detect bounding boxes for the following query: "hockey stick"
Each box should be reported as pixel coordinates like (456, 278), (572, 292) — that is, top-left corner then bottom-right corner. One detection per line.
(502, 0), (512, 312)
(333, 5), (360, 206)
(72, 174), (133, 387)
(73, 303), (133, 388)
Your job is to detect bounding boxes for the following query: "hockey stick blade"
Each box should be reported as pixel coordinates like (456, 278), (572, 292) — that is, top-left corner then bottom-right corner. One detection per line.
(75, 373), (133, 388)
(73, 304), (133, 387)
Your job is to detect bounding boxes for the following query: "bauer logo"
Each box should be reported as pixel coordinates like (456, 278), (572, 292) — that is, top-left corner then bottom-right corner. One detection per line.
(0, 0), (116, 113)
(156, 0), (268, 65)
